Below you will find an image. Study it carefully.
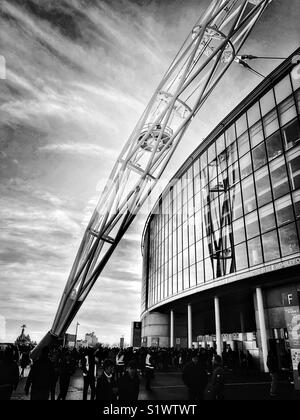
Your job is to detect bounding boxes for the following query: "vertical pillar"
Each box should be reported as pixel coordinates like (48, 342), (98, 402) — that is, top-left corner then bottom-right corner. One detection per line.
(240, 311), (245, 334)
(214, 296), (222, 356)
(187, 304), (192, 349)
(256, 287), (268, 372)
(170, 310), (174, 348)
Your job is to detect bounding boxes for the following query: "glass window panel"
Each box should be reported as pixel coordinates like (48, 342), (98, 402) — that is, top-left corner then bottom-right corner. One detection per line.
(278, 223), (300, 257)
(266, 130), (283, 161)
(260, 89), (276, 116)
(282, 118), (300, 150)
(262, 230), (280, 262)
(227, 142), (238, 166)
(183, 248), (189, 269)
(178, 251), (183, 272)
(216, 135), (226, 156)
(287, 145), (300, 190)
(291, 67), (300, 91)
(263, 109), (279, 138)
(240, 152), (252, 178)
(183, 268), (189, 290)
(275, 195), (294, 227)
(254, 167), (272, 207)
(292, 190), (300, 219)
(259, 203), (276, 233)
(270, 156), (290, 199)
(235, 242), (248, 271)
(274, 75), (293, 105)
(228, 160), (240, 185)
(248, 236), (263, 266)
(252, 142), (267, 170)
(245, 211), (260, 239)
(236, 114), (247, 137)
(177, 271), (183, 292)
(196, 239), (203, 262)
(208, 143), (216, 164)
(204, 258), (214, 281)
(197, 261), (204, 284)
(242, 175), (256, 214)
(182, 222), (188, 249)
(238, 132), (250, 158)
(190, 244), (196, 266)
(225, 124), (236, 147)
(233, 217), (245, 245)
(187, 182), (194, 202)
(231, 183), (243, 220)
(247, 102), (261, 126)
(278, 95), (297, 127)
(249, 120), (264, 148)
(190, 264), (197, 287)
(203, 236), (211, 259)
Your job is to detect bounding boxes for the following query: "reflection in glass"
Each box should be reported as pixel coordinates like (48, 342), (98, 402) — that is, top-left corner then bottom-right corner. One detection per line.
(278, 95), (297, 127)
(252, 142), (267, 170)
(274, 75), (292, 105)
(247, 102), (261, 126)
(278, 223), (300, 257)
(259, 203), (276, 233)
(270, 156), (289, 199)
(292, 190), (300, 219)
(262, 230), (280, 262)
(190, 264), (197, 287)
(249, 120), (264, 148)
(242, 175), (256, 214)
(231, 183), (243, 220)
(236, 114), (247, 137)
(245, 211), (260, 239)
(233, 218), (245, 244)
(240, 152), (252, 178)
(266, 130), (283, 161)
(197, 261), (205, 284)
(260, 90), (276, 116)
(282, 119), (300, 151)
(248, 237), (263, 266)
(275, 195), (294, 227)
(205, 258), (214, 281)
(263, 109), (279, 138)
(238, 132), (250, 157)
(225, 124), (236, 147)
(235, 242), (248, 271)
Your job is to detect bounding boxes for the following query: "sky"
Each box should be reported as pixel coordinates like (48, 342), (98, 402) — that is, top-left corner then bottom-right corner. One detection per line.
(0, 0), (299, 346)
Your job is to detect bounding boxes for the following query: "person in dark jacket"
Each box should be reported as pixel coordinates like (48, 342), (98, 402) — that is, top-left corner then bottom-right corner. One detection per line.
(96, 359), (116, 400)
(182, 352), (208, 401)
(81, 347), (97, 400)
(267, 350), (279, 397)
(24, 346), (56, 400)
(118, 360), (140, 401)
(57, 349), (74, 400)
(204, 355), (225, 400)
(0, 347), (19, 400)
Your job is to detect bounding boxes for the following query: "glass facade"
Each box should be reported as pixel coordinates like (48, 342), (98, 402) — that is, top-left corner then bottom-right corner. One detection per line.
(142, 62), (300, 312)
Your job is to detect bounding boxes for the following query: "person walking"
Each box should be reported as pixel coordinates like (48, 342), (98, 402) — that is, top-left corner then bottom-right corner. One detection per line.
(182, 352), (208, 401)
(57, 349), (74, 400)
(96, 359), (116, 400)
(204, 355), (225, 400)
(24, 346), (56, 400)
(267, 350), (279, 397)
(145, 349), (155, 391)
(0, 347), (19, 400)
(118, 360), (140, 401)
(81, 347), (97, 400)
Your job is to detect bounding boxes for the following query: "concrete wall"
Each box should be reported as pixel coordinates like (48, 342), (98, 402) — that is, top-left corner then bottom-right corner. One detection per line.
(141, 312), (170, 347)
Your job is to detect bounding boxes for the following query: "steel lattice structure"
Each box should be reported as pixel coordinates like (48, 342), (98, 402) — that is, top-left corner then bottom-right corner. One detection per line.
(33, 0), (272, 357)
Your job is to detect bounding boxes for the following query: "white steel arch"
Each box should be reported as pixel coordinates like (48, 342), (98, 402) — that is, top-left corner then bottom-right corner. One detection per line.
(33, 0), (272, 357)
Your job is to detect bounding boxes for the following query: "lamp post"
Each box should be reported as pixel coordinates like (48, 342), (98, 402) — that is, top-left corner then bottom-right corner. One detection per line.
(74, 322), (80, 349)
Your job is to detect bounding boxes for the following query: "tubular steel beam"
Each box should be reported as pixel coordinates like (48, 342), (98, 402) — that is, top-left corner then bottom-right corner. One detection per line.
(32, 0), (272, 359)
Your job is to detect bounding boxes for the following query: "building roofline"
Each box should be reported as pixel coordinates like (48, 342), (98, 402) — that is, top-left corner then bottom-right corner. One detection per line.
(141, 47), (300, 249)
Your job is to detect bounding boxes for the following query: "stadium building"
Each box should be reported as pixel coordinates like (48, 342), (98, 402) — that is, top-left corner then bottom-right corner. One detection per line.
(140, 48), (300, 382)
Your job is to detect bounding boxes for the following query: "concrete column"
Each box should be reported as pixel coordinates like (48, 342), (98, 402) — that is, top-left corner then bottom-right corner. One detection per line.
(170, 310), (174, 348)
(256, 287), (268, 372)
(214, 296), (222, 356)
(187, 304), (192, 349)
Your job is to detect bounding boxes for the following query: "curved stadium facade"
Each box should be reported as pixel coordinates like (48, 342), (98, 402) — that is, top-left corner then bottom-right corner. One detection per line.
(140, 48), (300, 377)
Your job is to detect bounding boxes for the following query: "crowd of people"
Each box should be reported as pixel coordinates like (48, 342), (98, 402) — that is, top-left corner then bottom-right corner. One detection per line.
(0, 343), (276, 401)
